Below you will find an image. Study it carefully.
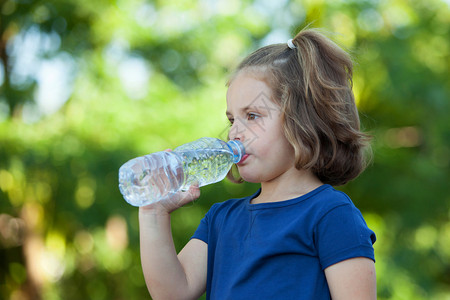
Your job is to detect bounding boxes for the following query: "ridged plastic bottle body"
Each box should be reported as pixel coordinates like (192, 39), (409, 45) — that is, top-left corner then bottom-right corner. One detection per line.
(118, 152), (185, 207)
(118, 138), (244, 207)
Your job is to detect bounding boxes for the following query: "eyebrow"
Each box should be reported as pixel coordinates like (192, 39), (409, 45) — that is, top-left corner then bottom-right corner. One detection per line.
(226, 105), (257, 117)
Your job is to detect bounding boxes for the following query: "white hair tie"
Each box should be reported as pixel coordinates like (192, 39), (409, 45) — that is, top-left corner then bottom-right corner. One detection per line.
(287, 39), (296, 50)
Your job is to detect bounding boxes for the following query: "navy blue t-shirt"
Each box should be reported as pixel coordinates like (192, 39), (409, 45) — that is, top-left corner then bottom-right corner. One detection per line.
(192, 184), (376, 300)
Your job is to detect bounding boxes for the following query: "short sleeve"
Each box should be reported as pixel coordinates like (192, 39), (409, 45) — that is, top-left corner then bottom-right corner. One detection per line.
(315, 204), (376, 270)
(191, 203), (221, 244)
(191, 213), (209, 244)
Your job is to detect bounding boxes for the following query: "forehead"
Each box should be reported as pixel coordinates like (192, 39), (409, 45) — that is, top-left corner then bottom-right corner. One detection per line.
(226, 72), (277, 112)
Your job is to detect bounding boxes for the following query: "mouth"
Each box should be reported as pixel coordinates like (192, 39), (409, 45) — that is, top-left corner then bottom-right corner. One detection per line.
(237, 154), (250, 165)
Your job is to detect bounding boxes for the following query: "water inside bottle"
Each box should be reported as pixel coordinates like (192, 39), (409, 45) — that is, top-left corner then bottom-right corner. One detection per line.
(179, 149), (234, 187)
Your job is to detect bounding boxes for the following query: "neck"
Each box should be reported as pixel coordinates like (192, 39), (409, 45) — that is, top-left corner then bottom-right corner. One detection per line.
(252, 168), (323, 204)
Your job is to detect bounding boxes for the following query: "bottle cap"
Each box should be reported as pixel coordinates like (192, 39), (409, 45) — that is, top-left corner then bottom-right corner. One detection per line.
(227, 140), (245, 163)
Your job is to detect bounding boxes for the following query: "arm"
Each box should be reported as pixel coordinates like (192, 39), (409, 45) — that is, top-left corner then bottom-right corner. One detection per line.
(139, 186), (207, 300)
(324, 257), (377, 300)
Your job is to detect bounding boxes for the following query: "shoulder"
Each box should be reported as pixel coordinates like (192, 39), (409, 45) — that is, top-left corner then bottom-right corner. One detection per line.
(313, 186), (376, 244)
(308, 185), (356, 215)
(204, 190), (256, 218)
(315, 185), (353, 204)
(192, 191), (255, 243)
(308, 186), (373, 237)
(208, 192), (252, 214)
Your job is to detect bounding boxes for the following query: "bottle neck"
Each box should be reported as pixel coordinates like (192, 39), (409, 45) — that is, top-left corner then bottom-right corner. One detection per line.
(227, 140), (245, 163)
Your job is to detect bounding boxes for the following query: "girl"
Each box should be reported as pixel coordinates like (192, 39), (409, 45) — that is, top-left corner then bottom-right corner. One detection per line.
(139, 27), (377, 299)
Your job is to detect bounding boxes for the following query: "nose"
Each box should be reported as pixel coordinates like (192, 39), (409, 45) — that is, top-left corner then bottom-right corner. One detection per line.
(228, 118), (246, 142)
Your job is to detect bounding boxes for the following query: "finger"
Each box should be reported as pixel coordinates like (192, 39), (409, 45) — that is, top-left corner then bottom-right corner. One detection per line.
(175, 186), (200, 207)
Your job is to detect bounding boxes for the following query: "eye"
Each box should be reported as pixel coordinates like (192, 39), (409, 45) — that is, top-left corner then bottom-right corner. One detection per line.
(247, 113), (260, 121)
(228, 118), (234, 125)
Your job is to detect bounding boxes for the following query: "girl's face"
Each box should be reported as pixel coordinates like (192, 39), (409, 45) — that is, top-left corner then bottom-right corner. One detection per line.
(226, 72), (296, 183)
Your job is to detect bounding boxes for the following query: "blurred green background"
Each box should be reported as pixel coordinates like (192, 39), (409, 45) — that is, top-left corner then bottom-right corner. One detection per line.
(0, 0), (449, 299)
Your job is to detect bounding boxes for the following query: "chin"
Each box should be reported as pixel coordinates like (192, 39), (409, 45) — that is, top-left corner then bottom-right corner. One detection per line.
(238, 172), (263, 184)
(241, 178), (261, 184)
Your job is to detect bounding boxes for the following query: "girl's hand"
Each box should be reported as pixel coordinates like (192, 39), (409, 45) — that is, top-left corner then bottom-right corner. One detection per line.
(139, 149), (201, 215)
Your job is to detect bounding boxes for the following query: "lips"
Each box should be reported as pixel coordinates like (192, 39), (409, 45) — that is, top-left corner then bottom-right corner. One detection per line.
(237, 154), (250, 165)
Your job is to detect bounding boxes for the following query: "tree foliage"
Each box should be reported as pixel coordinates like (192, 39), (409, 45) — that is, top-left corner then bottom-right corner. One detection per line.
(1, 0), (449, 299)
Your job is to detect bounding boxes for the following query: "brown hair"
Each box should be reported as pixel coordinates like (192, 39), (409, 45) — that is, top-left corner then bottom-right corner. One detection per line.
(227, 28), (371, 186)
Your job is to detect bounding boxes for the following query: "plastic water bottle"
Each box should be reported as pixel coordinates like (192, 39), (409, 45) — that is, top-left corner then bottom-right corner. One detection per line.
(118, 137), (245, 207)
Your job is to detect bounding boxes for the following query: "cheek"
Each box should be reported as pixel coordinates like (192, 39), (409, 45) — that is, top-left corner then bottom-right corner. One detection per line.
(263, 126), (290, 151)
(271, 134), (296, 163)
